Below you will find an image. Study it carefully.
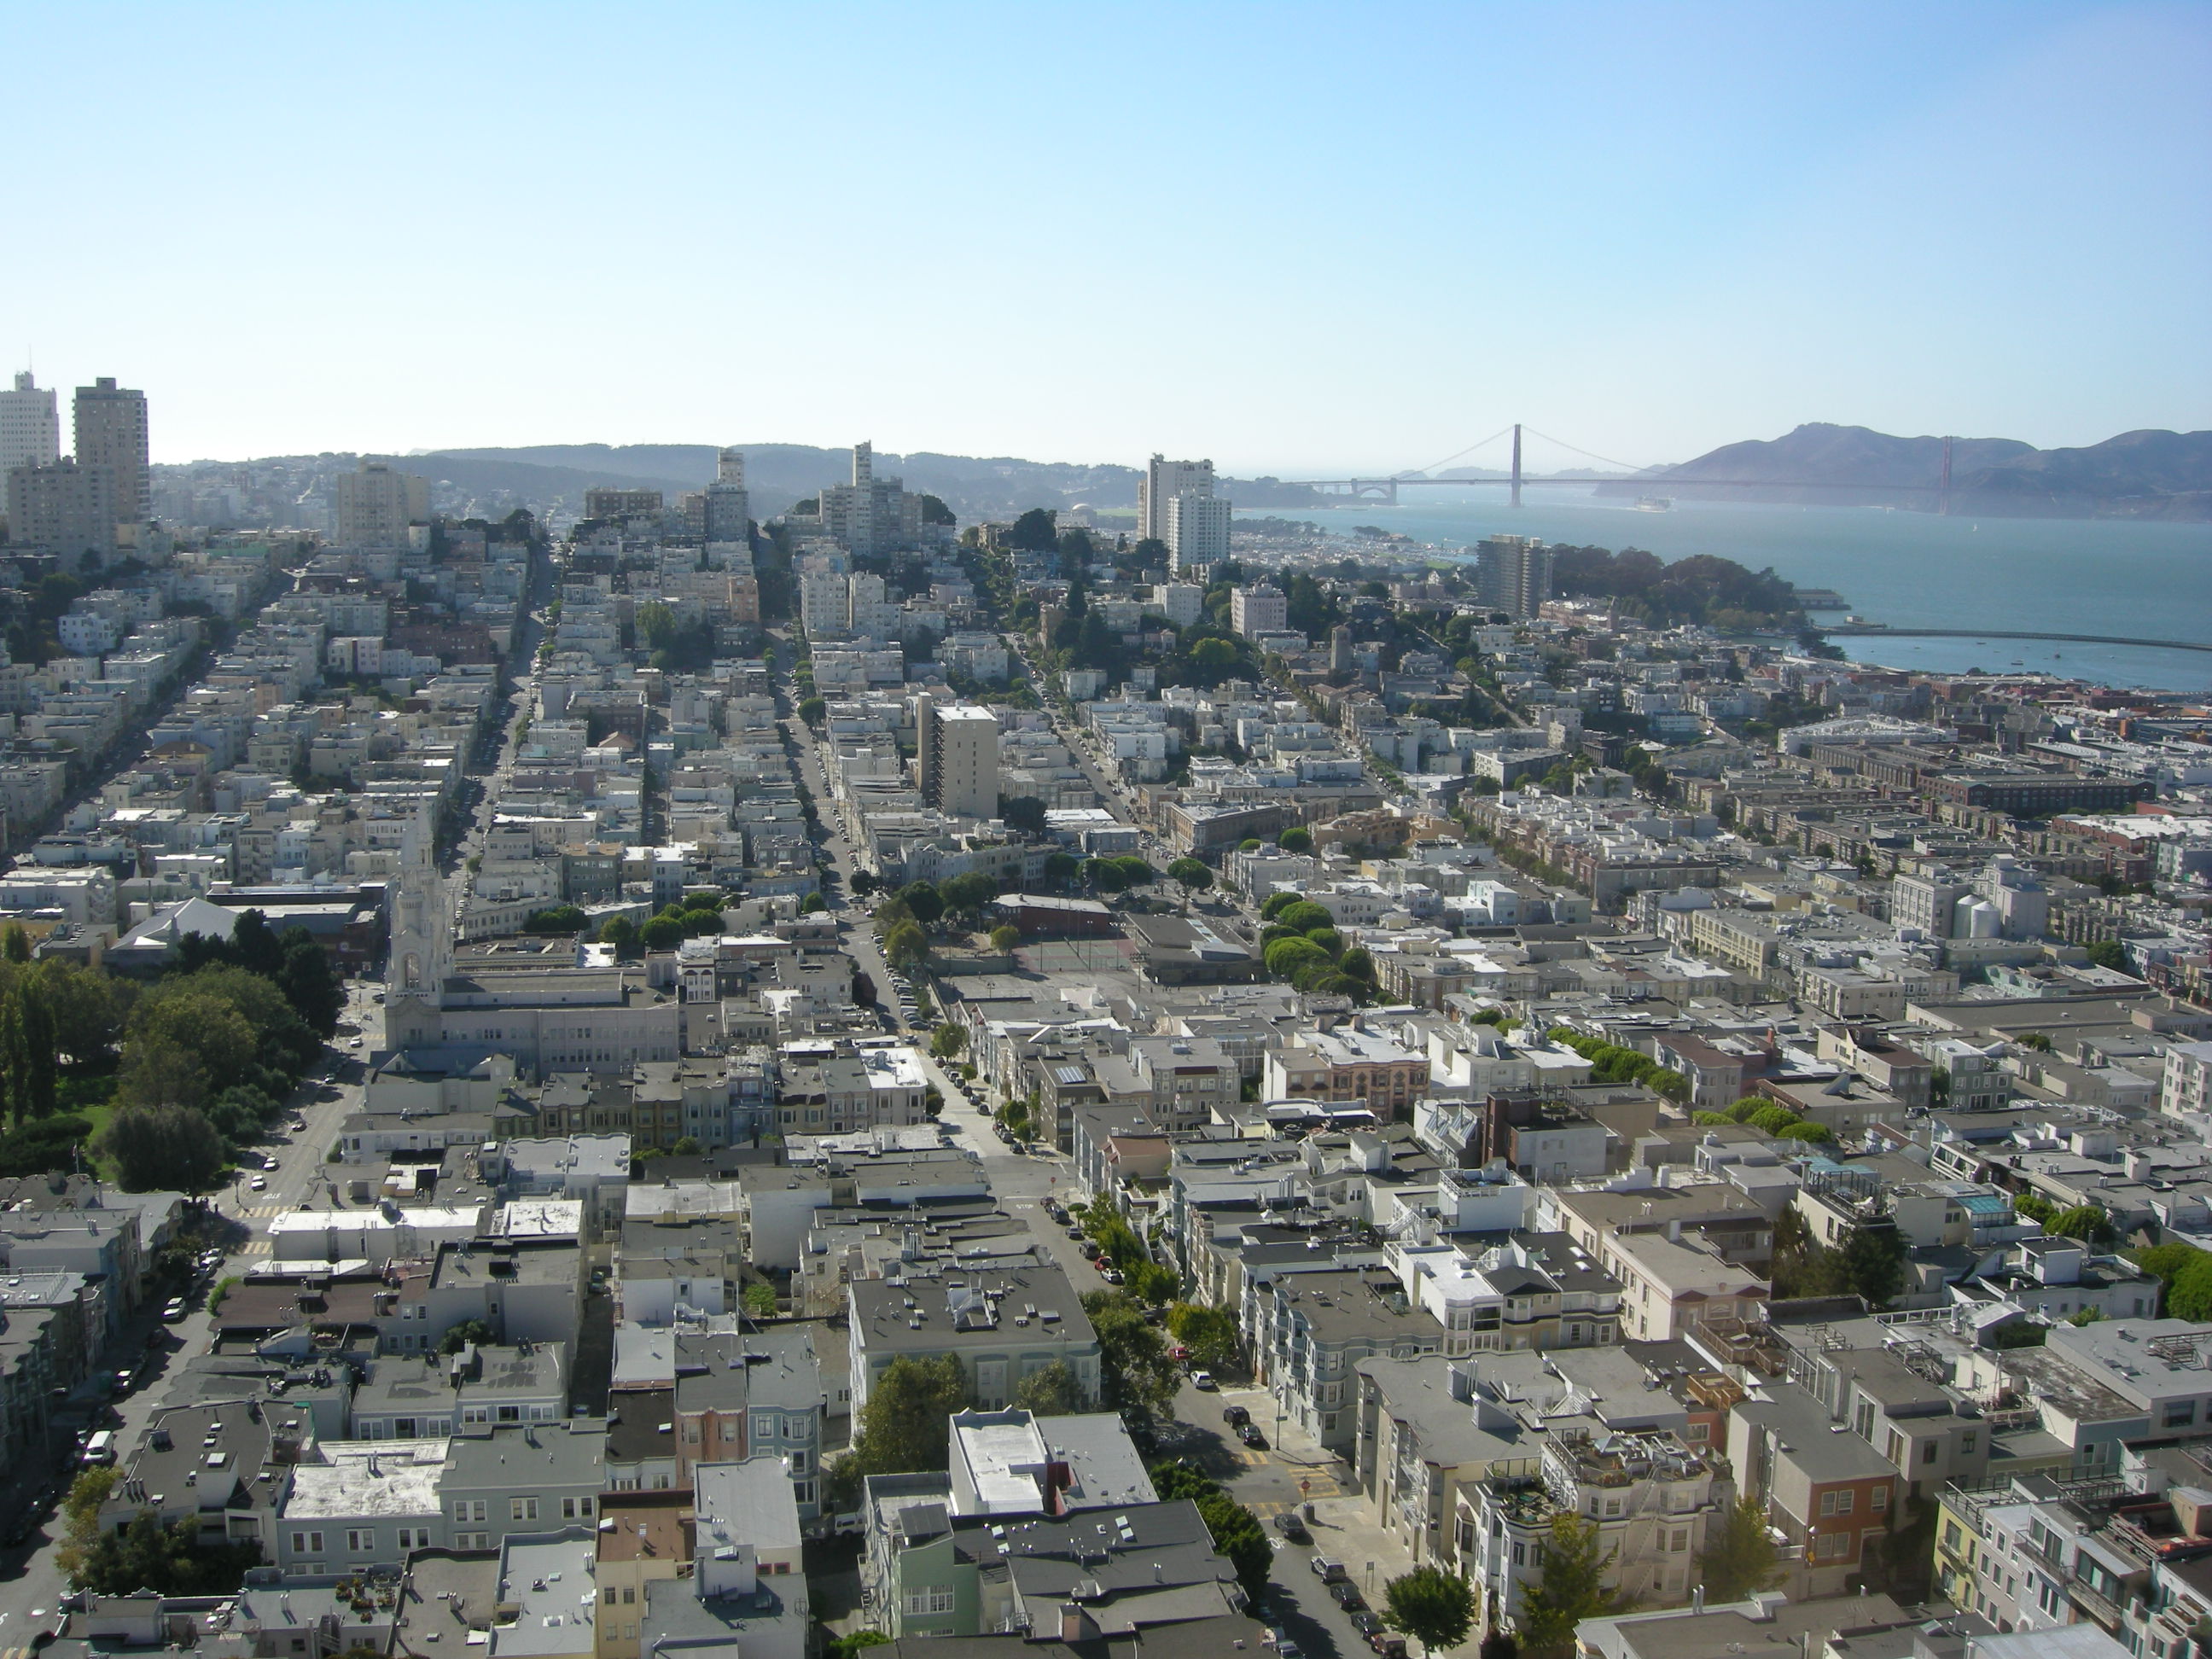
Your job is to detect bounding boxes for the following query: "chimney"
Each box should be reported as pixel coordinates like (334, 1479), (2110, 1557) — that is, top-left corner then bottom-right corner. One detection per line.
(1061, 1605), (1098, 1644)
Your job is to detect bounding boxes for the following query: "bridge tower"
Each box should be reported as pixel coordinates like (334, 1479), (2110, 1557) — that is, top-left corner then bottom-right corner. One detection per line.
(1510, 424), (1522, 509)
(1938, 435), (1953, 516)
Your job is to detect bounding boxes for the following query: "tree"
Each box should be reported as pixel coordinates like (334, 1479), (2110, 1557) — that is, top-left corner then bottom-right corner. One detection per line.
(897, 882), (946, 926)
(989, 924), (1021, 952)
(61, 1505), (262, 1595)
(2085, 939), (2128, 973)
(799, 696), (826, 727)
(1086, 857), (1130, 894)
(846, 1354), (970, 1476)
(523, 905), (587, 934)
(940, 873), (999, 919)
(1011, 1359), (1084, 1416)
(1, 923), (29, 963)
(884, 922), (928, 968)
(1259, 891), (1303, 922)
(1008, 508), (1059, 552)
(1263, 937), (1332, 981)
(1697, 1493), (1780, 1603)
(744, 1280), (777, 1318)
(2133, 1241), (2212, 1320)
(672, 1136), (702, 1155)
(998, 795), (1048, 835)
(1834, 1222), (1910, 1309)
(827, 1633), (892, 1659)
(101, 1105), (226, 1192)
(1277, 900), (1333, 934)
(640, 915), (685, 952)
(1164, 1302), (1239, 1372)
(1080, 1289), (1178, 1417)
(276, 932), (346, 1037)
(930, 1024), (967, 1060)
(597, 916), (640, 956)
(439, 1317), (498, 1354)
(1383, 1564), (1476, 1659)
(1167, 858), (1214, 897)
(2051, 1203), (2116, 1246)
(1278, 826), (1313, 853)
(1516, 1511), (1629, 1659)
(800, 893), (828, 914)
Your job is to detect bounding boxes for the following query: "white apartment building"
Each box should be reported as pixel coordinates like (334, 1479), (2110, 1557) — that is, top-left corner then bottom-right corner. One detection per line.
(1231, 585), (1288, 638)
(332, 460), (430, 547)
(1, 371), (61, 474)
(2163, 1041), (2212, 1119)
(1166, 492), (1232, 574)
(1138, 453), (1215, 543)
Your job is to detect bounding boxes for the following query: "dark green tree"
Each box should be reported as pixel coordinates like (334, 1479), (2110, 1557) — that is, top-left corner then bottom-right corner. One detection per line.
(100, 1105), (226, 1192)
(1697, 1493), (1780, 1603)
(1080, 1289), (1178, 1417)
(1383, 1564), (1477, 1658)
(897, 882), (947, 925)
(1011, 1359), (1084, 1416)
(843, 1354), (970, 1476)
(1008, 508), (1059, 551)
(1516, 1511), (1628, 1659)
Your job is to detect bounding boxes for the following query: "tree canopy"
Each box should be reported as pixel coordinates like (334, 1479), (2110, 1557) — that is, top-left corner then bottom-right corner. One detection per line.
(1383, 1564), (1476, 1658)
(1697, 1493), (1780, 1603)
(1516, 1511), (1629, 1659)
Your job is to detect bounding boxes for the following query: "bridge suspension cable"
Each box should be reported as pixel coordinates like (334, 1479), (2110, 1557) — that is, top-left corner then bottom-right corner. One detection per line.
(1517, 427), (1660, 477)
(1406, 426), (1515, 480)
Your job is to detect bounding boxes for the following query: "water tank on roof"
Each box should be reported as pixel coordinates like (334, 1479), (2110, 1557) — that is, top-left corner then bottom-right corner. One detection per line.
(1956, 897), (2000, 940)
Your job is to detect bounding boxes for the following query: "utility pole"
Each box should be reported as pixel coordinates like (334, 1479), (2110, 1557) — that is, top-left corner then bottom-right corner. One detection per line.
(1510, 424), (1523, 509)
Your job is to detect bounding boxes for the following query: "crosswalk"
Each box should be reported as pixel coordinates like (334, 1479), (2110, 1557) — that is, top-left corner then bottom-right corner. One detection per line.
(240, 1203), (288, 1219)
(239, 1238), (273, 1255)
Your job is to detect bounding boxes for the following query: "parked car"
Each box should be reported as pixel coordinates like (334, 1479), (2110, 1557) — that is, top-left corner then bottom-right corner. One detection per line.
(1223, 1405), (1250, 1427)
(1237, 1422), (1268, 1449)
(1065, 1225), (1086, 1240)
(1350, 1612), (1385, 1639)
(1370, 1636), (1406, 1659)
(1331, 1581), (1365, 1612)
(1190, 1370), (1217, 1390)
(1311, 1555), (1348, 1583)
(250, 1176), (267, 1191)
(1272, 1511), (1309, 1543)
(1099, 1267), (1125, 1285)
(160, 1299), (187, 1323)
(1272, 1638), (1301, 1659)
(1080, 1240), (1102, 1260)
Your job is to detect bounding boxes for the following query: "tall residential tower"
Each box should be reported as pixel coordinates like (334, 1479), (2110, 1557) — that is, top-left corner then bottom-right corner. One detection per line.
(73, 376), (149, 523)
(1, 372), (61, 475)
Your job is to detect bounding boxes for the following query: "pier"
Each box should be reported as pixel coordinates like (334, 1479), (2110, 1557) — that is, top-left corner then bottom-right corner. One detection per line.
(1813, 624), (2212, 655)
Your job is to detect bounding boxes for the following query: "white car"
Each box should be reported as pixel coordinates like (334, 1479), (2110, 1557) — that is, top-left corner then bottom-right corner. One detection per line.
(249, 1175), (268, 1191)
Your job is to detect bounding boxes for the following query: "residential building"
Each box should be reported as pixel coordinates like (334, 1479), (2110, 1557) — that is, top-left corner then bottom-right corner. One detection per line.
(333, 459), (430, 546)
(1, 370), (61, 474)
(74, 375), (149, 522)
(1474, 535), (1552, 620)
(1138, 454), (1215, 545)
(5, 457), (116, 563)
(848, 1264), (1102, 1413)
(918, 698), (1001, 820)
(1231, 586), (1288, 640)
(1166, 492), (1232, 574)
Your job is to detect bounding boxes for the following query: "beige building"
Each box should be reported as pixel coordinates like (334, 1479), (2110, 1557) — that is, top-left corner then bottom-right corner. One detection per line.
(918, 698), (1001, 820)
(73, 376), (148, 522)
(4, 458), (115, 563)
(334, 459), (430, 546)
(596, 1492), (695, 1659)
(1166, 492), (1232, 573)
(1231, 585), (1288, 639)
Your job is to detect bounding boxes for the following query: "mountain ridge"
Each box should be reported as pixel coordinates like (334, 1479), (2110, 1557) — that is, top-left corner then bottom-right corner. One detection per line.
(1598, 422), (2212, 521)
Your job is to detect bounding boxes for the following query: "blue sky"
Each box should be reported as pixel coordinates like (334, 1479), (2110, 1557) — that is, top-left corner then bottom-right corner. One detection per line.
(4, 1), (2205, 472)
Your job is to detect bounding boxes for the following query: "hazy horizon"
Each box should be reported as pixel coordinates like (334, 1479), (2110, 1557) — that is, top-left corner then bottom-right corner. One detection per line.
(5, 2), (2205, 471)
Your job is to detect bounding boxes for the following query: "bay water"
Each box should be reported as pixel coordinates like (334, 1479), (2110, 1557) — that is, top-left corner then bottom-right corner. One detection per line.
(1238, 490), (2212, 695)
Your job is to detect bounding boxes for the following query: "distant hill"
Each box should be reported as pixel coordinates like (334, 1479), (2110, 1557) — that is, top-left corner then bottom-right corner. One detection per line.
(388, 443), (1331, 523)
(1597, 422), (2212, 521)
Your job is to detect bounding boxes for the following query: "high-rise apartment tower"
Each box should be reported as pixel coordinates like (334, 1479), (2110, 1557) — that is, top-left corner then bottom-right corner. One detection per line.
(73, 376), (149, 522)
(1, 372), (61, 475)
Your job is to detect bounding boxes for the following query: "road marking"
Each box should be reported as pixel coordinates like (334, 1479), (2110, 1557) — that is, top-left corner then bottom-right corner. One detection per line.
(240, 1239), (272, 1255)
